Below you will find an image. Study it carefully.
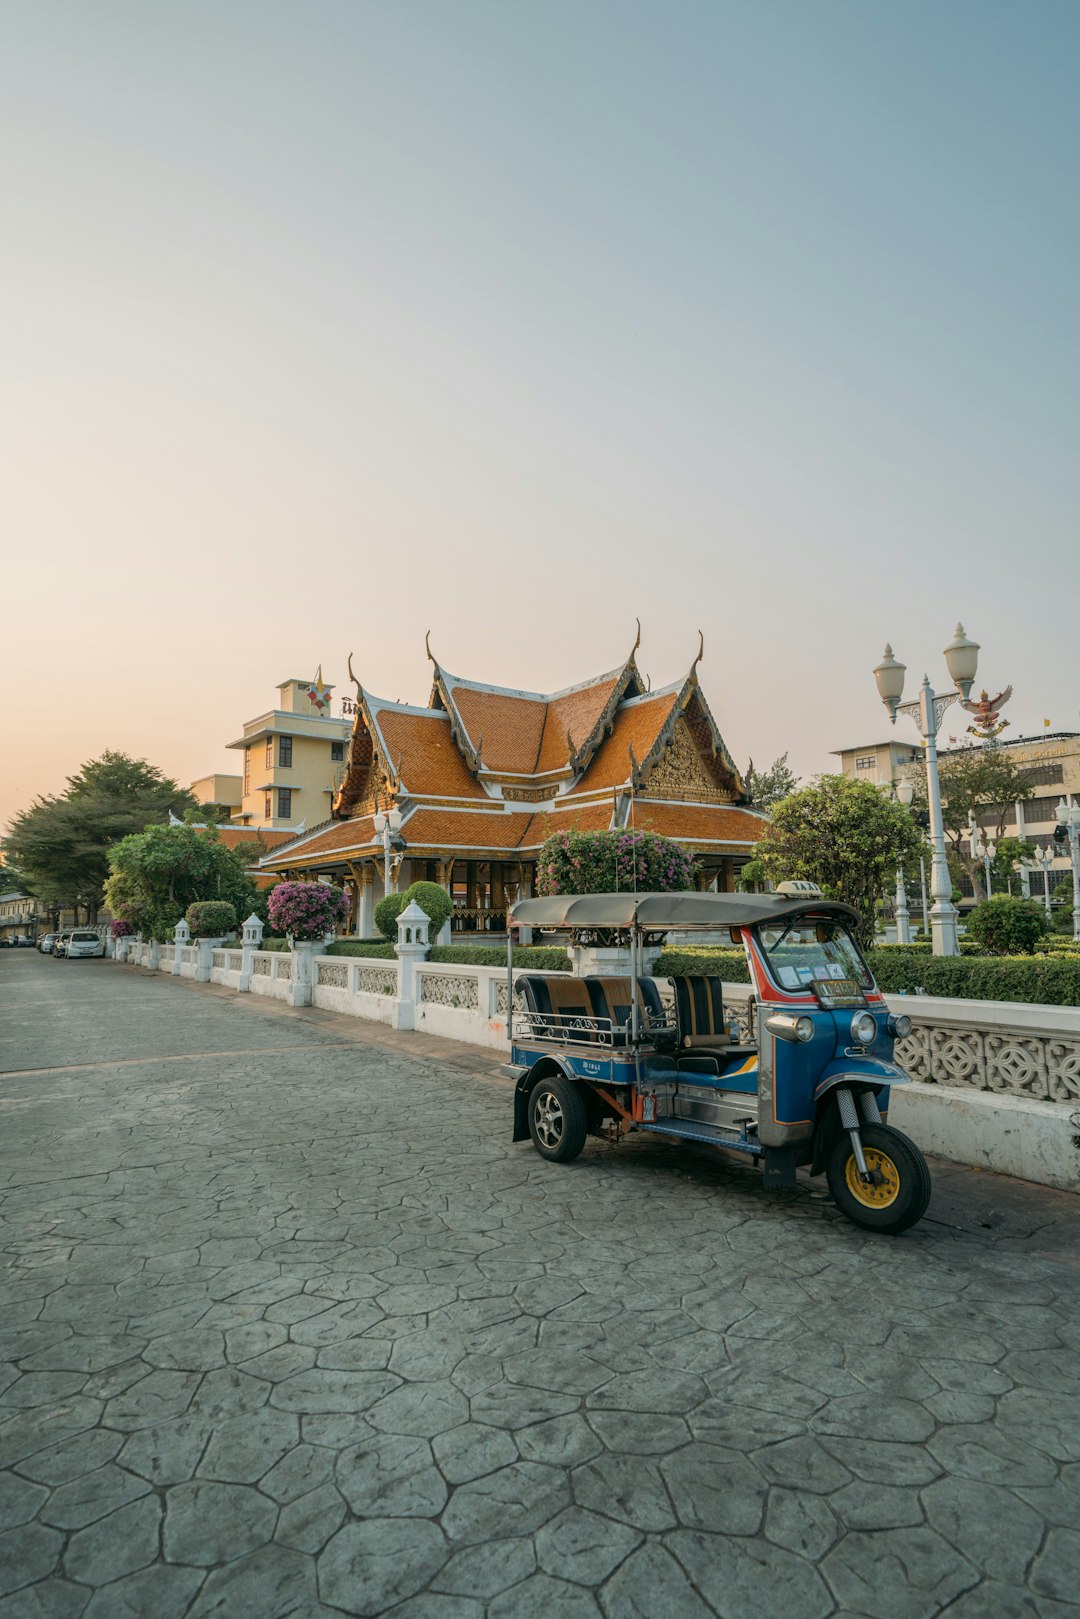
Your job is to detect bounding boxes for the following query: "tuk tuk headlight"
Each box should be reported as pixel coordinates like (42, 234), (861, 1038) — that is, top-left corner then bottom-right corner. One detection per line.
(888, 1012), (912, 1039)
(794, 1016), (815, 1043)
(850, 1011), (878, 1048)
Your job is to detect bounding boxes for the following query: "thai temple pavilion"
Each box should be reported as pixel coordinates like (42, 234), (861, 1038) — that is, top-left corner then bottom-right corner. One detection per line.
(258, 630), (768, 937)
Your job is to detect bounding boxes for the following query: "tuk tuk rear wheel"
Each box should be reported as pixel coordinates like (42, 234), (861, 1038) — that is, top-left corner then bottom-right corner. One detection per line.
(528, 1075), (588, 1163)
(826, 1123), (931, 1235)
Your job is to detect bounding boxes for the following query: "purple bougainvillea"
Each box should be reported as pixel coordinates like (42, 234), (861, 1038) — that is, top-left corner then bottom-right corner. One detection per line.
(268, 880), (350, 941)
(536, 829), (697, 896)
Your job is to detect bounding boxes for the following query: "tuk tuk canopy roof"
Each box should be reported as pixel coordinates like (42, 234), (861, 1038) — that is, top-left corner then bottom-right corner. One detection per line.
(507, 891), (860, 930)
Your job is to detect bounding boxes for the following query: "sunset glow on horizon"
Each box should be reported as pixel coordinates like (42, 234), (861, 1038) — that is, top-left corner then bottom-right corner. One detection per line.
(3, 1), (1078, 826)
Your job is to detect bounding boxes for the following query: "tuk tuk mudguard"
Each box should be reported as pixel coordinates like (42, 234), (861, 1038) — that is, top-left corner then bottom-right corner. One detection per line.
(512, 1056), (578, 1142)
(808, 1075), (897, 1177)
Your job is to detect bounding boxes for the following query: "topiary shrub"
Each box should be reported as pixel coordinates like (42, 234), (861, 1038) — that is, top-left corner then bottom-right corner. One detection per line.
(186, 901), (238, 938)
(963, 896), (1050, 957)
(375, 892), (408, 940)
(267, 881), (349, 941)
(402, 881), (453, 937)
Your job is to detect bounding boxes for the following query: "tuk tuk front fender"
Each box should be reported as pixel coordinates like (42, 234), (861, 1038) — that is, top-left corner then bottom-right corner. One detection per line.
(512, 1055), (580, 1142)
(809, 1066), (908, 1177)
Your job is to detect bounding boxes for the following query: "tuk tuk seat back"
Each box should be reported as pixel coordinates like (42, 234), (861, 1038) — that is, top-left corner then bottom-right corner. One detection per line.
(517, 974), (603, 1044)
(583, 977), (676, 1050)
(669, 975), (729, 1048)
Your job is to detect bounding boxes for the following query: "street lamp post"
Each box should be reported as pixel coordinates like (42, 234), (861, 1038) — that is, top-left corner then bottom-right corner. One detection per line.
(881, 776), (914, 945)
(971, 827), (996, 900)
(874, 625), (980, 957)
(1055, 800), (1080, 942)
(1028, 846), (1054, 918)
(372, 806), (403, 897)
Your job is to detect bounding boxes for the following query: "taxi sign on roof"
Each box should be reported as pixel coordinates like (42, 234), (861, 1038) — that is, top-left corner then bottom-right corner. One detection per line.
(775, 880), (823, 898)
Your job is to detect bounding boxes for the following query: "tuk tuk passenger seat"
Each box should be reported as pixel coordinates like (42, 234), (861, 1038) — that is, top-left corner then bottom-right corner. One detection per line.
(583, 976), (676, 1050)
(517, 974), (600, 1043)
(669, 975), (757, 1080)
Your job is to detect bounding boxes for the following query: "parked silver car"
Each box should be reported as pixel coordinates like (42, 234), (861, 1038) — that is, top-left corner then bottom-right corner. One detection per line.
(64, 930), (105, 959)
(38, 933), (57, 954)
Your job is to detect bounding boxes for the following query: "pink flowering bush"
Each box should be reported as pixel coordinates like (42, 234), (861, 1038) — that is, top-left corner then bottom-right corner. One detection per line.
(536, 830), (697, 896)
(268, 880), (350, 941)
(109, 919), (134, 938)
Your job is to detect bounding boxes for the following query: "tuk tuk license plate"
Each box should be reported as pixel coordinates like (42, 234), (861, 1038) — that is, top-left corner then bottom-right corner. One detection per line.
(811, 977), (867, 1009)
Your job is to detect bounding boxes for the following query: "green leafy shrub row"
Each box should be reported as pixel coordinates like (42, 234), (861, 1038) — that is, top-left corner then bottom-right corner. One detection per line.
(867, 951), (1080, 1006)
(432, 945), (571, 969)
(651, 945), (1080, 1005)
(654, 948), (750, 983)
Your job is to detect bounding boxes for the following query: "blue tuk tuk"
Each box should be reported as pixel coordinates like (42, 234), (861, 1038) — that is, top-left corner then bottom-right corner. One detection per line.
(504, 886), (930, 1234)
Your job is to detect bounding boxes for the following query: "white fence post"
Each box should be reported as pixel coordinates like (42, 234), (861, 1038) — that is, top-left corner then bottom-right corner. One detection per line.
(172, 918), (189, 976)
(289, 940), (319, 1007)
(393, 901), (429, 1031)
(147, 938), (161, 972)
(239, 912), (263, 993)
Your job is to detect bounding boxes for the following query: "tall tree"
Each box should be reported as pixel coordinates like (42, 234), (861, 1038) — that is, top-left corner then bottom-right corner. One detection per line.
(754, 774), (926, 943)
(5, 752), (198, 921)
(104, 823), (261, 939)
(907, 744), (1036, 901)
(744, 753), (799, 809)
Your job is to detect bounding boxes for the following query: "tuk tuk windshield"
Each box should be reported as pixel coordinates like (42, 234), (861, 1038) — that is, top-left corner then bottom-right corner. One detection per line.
(756, 917), (873, 993)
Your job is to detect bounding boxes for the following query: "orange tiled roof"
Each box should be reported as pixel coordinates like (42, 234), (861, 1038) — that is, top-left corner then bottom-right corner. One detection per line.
(376, 710), (487, 799)
(440, 666), (628, 777)
(567, 691), (679, 794)
(260, 816), (377, 867)
(446, 686), (548, 774)
(217, 828), (294, 851)
(400, 810), (535, 850)
(631, 803), (766, 845)
(535, 676), (621, 772)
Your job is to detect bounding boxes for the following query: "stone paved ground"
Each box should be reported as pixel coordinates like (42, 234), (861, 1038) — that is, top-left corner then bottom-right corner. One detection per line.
(1, 951), (1079, 1619)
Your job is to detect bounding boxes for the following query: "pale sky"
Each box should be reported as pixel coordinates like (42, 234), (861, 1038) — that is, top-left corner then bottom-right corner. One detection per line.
(3, 0), (1078, 827)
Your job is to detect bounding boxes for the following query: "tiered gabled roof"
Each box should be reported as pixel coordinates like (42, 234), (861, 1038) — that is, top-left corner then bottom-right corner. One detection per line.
(264, 631), (760, 875)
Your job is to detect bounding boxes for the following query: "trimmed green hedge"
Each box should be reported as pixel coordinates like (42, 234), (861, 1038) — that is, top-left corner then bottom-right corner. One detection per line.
(321, 941), (572, 967)
(651, 944), (1080, 1005)
(866, 951), (1080, 1005)
(432, 945), (571, 970)
(654, 948), (750, 983)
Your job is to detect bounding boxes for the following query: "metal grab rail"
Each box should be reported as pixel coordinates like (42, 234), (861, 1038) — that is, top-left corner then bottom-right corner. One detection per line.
(516, 1010), (678, 1050)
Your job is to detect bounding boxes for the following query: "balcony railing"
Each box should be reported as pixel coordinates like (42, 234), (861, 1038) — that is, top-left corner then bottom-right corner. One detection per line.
(451, 907), (507, 933)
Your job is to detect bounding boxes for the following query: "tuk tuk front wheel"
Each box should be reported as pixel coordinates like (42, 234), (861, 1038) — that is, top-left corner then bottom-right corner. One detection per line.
(826, 1123), (931, 1235)
(528, 1075), (588, 1163)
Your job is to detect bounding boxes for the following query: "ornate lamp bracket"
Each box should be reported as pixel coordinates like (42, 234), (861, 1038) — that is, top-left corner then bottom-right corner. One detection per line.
(896, 687), (958, 739)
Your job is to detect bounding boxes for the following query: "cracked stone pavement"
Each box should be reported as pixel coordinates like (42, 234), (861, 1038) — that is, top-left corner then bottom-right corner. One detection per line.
(1, 951), (1079, 1618)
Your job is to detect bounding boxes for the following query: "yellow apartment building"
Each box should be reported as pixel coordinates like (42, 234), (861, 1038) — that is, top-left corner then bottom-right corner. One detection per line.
(224, 676), (351, 830)
(189, 773), (244, 815)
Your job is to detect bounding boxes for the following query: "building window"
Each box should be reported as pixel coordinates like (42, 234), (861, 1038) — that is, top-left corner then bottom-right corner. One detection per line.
(1023, 763), (1064, 788)
(278, 736), (293, 768)
(1025, 795), (1061, 824)
(243, 748), (250, 793)
(331, 741), (344, 762)
(265, 738), (273, 769)
(277, 789), (292, 819)
(854, 755), (876, 771)
(264, 792), (272, 820)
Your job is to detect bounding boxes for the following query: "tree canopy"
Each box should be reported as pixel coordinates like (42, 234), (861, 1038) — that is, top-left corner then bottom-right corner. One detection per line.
(906, 744), (1036, 900)
(743, 753), (799, 809)
(4, 752), (199, 920)
(103, 822), (261, 940)
(753, 774), (926, 942)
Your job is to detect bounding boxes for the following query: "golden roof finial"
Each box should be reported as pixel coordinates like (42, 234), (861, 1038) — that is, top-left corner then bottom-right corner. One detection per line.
(690, 629), (704, 678)
(425, 630), (435, 664)
(630, 617), (641, 659)
(347, 652), (362, 695)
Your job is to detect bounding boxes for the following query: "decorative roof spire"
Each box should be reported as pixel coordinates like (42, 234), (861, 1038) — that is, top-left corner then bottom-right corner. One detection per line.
(425, 630), (436, 664)
(690, 629), (704, 678)
(630, 617), (641, 659)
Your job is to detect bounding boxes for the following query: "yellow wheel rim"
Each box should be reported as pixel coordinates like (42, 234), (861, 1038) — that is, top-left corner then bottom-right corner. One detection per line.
(845, 1147), (901, 1209)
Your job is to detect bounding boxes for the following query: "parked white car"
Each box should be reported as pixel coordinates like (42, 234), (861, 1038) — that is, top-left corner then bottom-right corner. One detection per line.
(65, 930), (106, 959)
